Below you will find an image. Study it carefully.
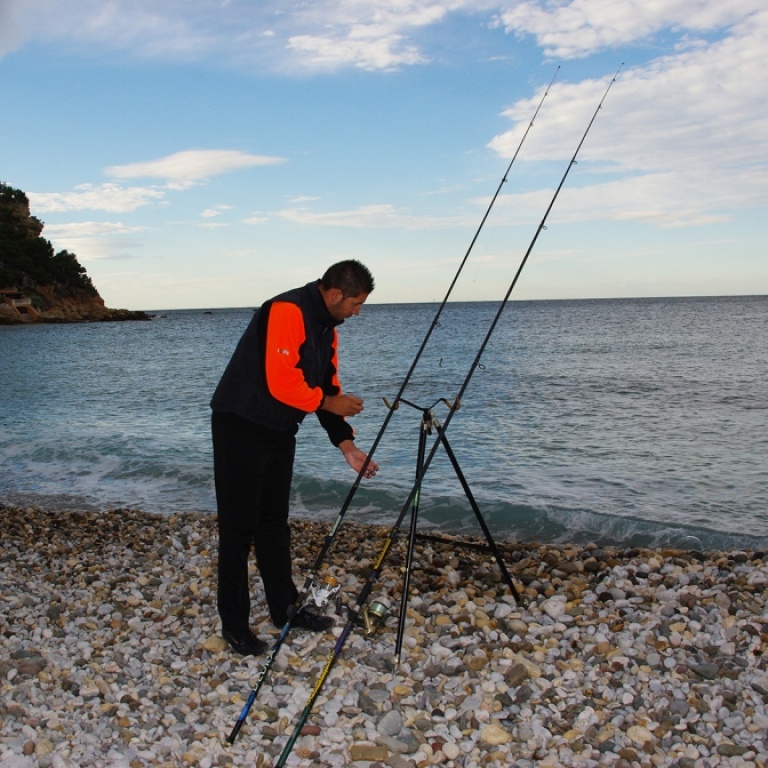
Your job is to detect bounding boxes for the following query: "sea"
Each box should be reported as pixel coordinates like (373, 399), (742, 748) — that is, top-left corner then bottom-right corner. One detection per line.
(1, 295), (767, 552)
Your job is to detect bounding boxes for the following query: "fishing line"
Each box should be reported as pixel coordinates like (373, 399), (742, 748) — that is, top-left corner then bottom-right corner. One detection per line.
(271, 64), (622, 768)
(316, 65), (561, 547)
(225, 66), (559, 746)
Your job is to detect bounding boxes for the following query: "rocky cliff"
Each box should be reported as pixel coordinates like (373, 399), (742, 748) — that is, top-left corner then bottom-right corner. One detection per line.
(0, 285), (151, 325)
(0, 182), (150, 325)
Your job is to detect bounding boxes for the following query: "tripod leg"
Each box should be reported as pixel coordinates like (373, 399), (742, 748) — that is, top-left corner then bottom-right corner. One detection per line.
(436, 426), (520, 603)
(395, 411), (430, 666)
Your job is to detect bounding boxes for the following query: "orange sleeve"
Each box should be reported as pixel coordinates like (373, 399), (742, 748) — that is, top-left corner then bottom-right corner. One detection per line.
(264, 301), (324, 412)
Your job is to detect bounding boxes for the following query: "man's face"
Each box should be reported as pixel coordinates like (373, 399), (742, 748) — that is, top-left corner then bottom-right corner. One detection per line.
(326, 290), (368, 321)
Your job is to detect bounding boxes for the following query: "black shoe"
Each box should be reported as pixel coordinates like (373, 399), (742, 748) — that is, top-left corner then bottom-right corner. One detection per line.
(222, 628), (268, 656)
(287, 608), (335, 633)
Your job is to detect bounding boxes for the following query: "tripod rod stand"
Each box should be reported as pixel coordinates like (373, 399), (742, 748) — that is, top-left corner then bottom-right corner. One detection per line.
(393, 399), (520, 667)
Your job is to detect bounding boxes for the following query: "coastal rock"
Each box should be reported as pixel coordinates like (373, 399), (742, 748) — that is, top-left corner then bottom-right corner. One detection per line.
(0, 183), (150, 325)
(0, 286), (150, 324)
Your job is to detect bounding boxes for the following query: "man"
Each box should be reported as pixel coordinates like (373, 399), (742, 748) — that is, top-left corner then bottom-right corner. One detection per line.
(210, 259), (378, 656)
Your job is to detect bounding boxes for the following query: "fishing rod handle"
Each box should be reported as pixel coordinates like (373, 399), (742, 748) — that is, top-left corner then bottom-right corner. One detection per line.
(227, 689), (256, 743)
(227, 719), (244, 744)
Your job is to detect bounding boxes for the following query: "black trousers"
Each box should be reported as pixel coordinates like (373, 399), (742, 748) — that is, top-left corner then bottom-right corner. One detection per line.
(211, 411), (299, 631)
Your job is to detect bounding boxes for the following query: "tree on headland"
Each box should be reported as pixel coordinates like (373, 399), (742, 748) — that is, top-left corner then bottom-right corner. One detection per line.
(0, 181), (148, 323)
(0, 181), (97, 297)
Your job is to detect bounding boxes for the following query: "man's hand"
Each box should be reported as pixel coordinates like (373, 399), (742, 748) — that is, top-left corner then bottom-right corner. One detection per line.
(339, 440), (378, 478)
(322, 393), (365, 417)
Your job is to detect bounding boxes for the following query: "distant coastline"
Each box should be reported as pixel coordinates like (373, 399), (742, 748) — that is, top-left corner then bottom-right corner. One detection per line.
(136, 293), (768, 314)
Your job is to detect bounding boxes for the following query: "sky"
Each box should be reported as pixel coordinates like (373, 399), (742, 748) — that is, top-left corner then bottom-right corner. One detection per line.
(1, 0), (766, 310)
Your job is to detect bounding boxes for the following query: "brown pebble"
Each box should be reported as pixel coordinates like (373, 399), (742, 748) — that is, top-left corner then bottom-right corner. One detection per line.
(350, 743), (389, 760)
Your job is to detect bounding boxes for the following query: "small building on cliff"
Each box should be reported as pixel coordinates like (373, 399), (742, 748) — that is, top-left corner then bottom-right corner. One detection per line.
(0, 288), (41, 321)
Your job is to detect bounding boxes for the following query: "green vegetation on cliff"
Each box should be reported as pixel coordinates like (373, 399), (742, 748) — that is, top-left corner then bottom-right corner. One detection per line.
(1, 181), (149, 323)
(0, 181), (97, 299)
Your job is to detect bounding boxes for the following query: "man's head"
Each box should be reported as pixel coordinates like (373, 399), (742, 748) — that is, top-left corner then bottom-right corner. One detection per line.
(319, 260), (375, 320)
(320, 260), (375, 298)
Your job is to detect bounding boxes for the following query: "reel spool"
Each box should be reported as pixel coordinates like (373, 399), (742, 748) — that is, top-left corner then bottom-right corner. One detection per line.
(361, 599), (390, 636)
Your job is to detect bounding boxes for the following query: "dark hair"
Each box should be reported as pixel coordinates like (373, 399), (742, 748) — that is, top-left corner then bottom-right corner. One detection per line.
(320, 260), (375, 297)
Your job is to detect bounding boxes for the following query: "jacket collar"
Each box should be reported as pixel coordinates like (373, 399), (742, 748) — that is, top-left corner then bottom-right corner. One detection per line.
(306, 280), (344, 330)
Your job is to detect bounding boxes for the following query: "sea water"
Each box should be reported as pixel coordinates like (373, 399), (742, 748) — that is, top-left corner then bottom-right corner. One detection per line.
(1, 296), (766, 551)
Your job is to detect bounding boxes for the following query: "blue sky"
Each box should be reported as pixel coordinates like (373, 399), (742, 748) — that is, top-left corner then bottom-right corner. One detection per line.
(1, 1), (765, 310)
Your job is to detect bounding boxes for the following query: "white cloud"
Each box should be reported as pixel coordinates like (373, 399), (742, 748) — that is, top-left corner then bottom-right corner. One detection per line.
(287, 32), (424, 72)
(106, 150), (285, 188)
(243, 213), (270, 225)
(42, 221), (147, 237)
(200, 205), (233, 218)
(259, 1), (458, 71)
(2, 0), (763, 77)
(0, 0), (478, 73)
(47, 236), (145, 263)
(29, 183), (166, 213)
(283, 1), (456, 72)
(4, 0), (223, 59)
(274, 203), (462, 229)
(488, 9), (768, 225)
(492, 170), (750, 230)
(0, 1), (25, 56)
(494, 0), (764, 59)
(40, 221), (149, 264)
(27, 152), (279, 217)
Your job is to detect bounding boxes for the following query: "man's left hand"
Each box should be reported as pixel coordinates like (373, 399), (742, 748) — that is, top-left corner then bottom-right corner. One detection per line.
(339, 441), (378, 478)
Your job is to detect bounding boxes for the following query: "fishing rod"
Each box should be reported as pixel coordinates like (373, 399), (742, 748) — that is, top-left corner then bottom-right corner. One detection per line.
(271, 64), (622, 768)
(306, 65), (560, 560)
(225, 66), (559, 746)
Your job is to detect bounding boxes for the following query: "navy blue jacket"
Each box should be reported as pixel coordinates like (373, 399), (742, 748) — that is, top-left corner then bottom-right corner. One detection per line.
(210, 280), (354, 446)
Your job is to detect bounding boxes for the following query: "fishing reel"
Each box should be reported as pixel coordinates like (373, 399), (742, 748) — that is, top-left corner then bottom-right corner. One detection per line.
(360, 599), (390, 636)
(306, 575), (341, 611)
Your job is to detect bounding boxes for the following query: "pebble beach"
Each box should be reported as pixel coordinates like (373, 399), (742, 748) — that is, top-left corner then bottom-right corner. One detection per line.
(2, 504), (768, 768)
